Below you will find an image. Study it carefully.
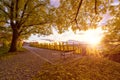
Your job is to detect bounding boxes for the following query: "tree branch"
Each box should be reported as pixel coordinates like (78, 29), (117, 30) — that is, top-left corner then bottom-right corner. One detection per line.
(18, 0), (29, 29)
(95, 0), (97, 14)
(10, 0), (16, 30)
(0, 20), (6, 23)
(0, 7), (10, 18)
(19, 3), (46, 27)
(0, 20), (9, 24)
(20, 28), (34, 36)
(19, 12), (32, 26)
(19, 21), (49, 35)
(74, 0), (83, 20)
(15, 0), (19, 25)
(1, 0), (11, 8)
(23, 21), (49, 28)
(73, 0), (83, 28)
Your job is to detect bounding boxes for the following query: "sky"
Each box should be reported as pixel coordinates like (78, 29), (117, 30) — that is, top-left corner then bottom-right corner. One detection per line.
(26, 0), (119, 43)
(50, 0), (60, 8)
(27, 27), (104, 44)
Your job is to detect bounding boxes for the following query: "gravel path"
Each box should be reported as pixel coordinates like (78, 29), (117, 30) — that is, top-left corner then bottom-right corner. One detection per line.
(0, 50), (46, 80)
(0, 46), (81, 80)
(24, 46), (62, 64)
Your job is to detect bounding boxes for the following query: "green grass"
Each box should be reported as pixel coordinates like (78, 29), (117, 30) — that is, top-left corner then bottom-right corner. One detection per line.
(33, 56), (120, 80)
(0, 47), (26, 60)
(0, 47), (26, 54)
(0, 47), (16, 60)
(17, 47), (27, 52)
(0, 47), (9, 55)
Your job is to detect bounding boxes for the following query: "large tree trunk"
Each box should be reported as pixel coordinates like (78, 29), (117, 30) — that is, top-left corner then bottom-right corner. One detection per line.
(9, 30), (19, 52)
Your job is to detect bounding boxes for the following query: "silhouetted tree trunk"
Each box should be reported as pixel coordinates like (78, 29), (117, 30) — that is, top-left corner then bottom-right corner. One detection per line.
(9, 29), (19, 52)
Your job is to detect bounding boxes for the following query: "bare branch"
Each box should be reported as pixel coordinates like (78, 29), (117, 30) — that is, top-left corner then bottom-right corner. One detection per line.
(75, 19), (79, 28)
(73, 0), (83, 29)
(15, 0), (19, 23)
(95, 0), (97, 14)
(74, 0), (83, 20)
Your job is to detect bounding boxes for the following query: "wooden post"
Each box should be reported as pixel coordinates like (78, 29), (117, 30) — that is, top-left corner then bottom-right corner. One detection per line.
(67, 42), (69, 51)
(62, 42), (64, 51)
(73, 42), (74, 50)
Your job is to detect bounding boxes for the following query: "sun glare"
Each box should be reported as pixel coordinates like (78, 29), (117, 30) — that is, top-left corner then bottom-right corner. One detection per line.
(27, 27), (104, 46)
(82, 28), (103, 45)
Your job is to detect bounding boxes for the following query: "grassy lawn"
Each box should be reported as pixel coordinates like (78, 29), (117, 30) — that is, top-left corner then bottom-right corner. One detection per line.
(33, 56), (120, 80)
(0, 47), (9, 55)
(17, 47), (27, 52)
(0, 47), (26, 59)
(0, 47), (15, 60)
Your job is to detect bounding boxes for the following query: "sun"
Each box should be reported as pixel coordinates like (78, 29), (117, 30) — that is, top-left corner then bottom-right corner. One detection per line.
(82, 28), (103, 45)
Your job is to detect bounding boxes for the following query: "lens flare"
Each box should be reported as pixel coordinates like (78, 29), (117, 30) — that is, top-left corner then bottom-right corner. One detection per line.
(82, 28), (103, 45)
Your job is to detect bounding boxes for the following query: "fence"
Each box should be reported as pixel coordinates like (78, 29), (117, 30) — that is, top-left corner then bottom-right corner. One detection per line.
(30, 42), (100, 55)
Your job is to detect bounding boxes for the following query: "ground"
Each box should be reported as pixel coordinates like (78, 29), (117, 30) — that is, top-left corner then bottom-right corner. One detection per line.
(107, 53), (120, 63)
(0, 46), (120, 80)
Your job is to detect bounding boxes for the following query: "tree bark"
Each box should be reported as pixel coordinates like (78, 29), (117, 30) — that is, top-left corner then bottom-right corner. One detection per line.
(9, 30), (19, 52)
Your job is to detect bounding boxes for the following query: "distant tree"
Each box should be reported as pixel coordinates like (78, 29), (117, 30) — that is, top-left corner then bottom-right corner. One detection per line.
(0, 0), (53, 52)
(102, 4), (120, 54)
